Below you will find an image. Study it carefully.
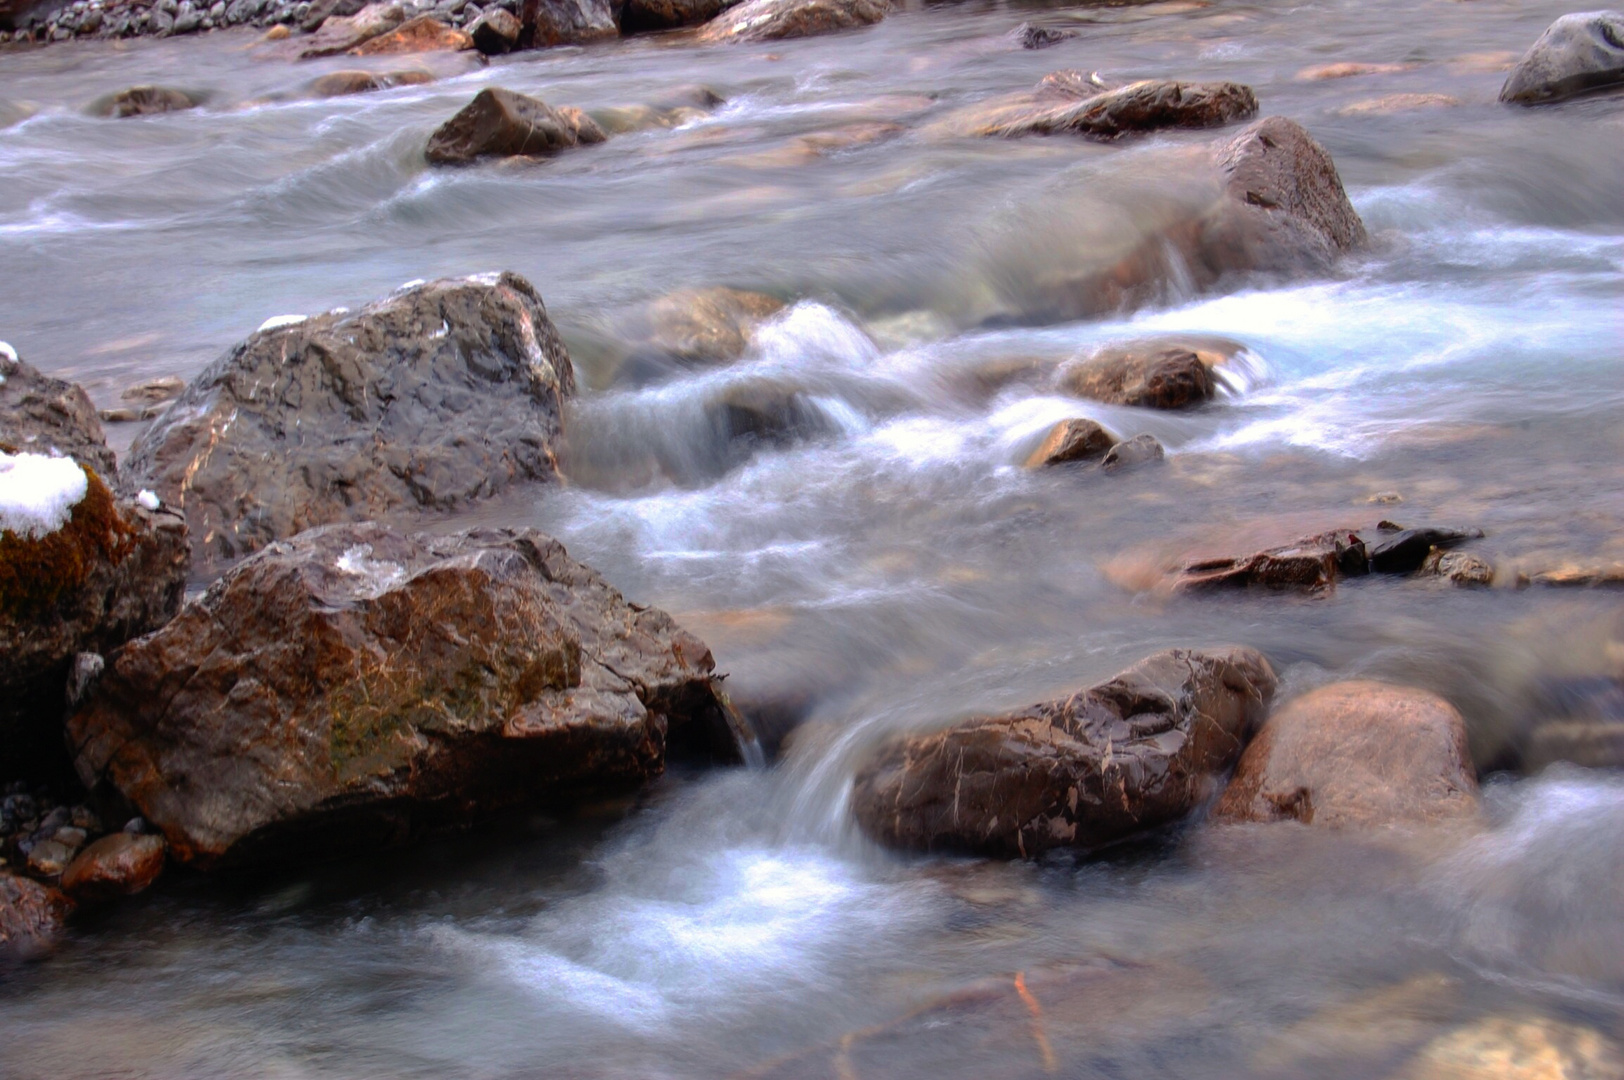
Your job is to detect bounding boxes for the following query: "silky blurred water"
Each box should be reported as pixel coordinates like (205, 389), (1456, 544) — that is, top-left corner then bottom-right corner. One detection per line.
(2, 0), (1623, 1075)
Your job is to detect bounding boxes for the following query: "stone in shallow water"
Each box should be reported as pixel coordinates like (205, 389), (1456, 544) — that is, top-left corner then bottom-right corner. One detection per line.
(1056, 337), (1241, 409)
(1499, 11), (1624, 105)
(60, 832), (166, 903)
(425, 88), (607, 165)
(89, 86), (199, 118)
(852, 646), (1277, 858)
(1100, 433), (1165, 470)
(1023, 418), (1116, 468)
(68, 522), (731, 868)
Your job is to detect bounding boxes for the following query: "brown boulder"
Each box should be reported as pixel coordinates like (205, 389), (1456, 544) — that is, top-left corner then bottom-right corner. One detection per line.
(468, 5), (519, 52)
(122, 274), (573, 574)
(519, 0), (617, 47)
(426, 88), (607, 166)
(1023, 417), (1116, 468)
(696, 0), (886, 44)
(0, 873), (72, 960)
(308, 69), (435, 97)
(349, 13), (471, 53)
(68, 522), (731, 868)
(1055, 336), (1249, 409)
(1214, 681), (1479, 828)
(89, 86), (200, 119)
(620, 0), (736, 33)
(852, 646), (1277, 858)
(298, 1), (406, 57)
(59, 832), (166, 903)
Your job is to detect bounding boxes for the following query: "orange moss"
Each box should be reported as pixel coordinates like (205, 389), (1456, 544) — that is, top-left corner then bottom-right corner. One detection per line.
(0, 466), (135, 622)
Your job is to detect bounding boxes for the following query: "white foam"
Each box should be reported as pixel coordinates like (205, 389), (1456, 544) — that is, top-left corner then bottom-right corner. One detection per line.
(257, 314), (307, 332)
(752, 302), (879, 372)
(0, 451), (89, 539)
(136, 489), (160, 511)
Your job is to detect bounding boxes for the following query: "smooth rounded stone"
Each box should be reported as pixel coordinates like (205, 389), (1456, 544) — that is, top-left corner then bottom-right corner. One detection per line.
(619, 0), (735, 33)
(1055, 336), (1247, 409)
(1420, 549), (1495, 587)
(0, 348), (117, 480)
(1400, 1015), (1624, 1080)
(466, 2), (515, 50)
(1335, 92), (1461, 117)
(696, 0), (886, 44)
(518, 0), (615, 46)
(617, 287), (786, 380)
(985, 79), (1257, 140)
(68, 522), (731, 868)
(0, 873), (71, 959)
(1500, 11), (1624, 105)
(123, 274), (572, 573)
(298, 0), (405, 56)
(25, 838), (72, 876)
(852, 646), (1278, 858)
(1367, 526), (1484, 574)
(348, 12), (469, 51)
(88, 85), (199, 118)
(307, 67), (434, 96)
(59, 832), (165, 903)
(426, 88), (607, 165)
(1023, 417), (1116, 468)
(1174, 529), (1367, 594)
(1100, 433), (1165, 470)
(1009, 21), (1074, 49)
(1214, 681), (1480, 828)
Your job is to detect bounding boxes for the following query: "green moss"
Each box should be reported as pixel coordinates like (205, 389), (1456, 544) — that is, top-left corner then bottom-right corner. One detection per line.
(0, 466), (134, 623)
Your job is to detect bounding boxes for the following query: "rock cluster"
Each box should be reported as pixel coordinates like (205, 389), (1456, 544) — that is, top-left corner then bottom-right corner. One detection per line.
(3, 0), (511, 45)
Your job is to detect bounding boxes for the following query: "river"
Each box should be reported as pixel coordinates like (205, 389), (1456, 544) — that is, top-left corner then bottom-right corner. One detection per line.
(2, 0), (1623, 1075)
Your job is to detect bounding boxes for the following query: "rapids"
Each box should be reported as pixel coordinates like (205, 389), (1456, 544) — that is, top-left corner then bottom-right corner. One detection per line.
(3, 0), (1624, 1074)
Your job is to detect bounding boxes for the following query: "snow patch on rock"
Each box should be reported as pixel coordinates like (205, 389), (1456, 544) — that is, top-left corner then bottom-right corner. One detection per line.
(0, 451), (89, 539)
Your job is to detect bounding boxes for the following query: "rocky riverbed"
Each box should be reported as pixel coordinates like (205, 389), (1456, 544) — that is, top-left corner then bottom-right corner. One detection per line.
(2, 0), (1624, 1076)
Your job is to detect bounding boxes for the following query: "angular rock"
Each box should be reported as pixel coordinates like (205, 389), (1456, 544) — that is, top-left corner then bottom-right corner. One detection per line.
(619, 0), (735, 33)
(467, 4), (517, 51)
(0, 348), (118, 480)
(519, 0), (616, 46)
(1023, 418), (1116, 468)
(308, 68), (435, 97)
(59, 832), (165, 903)
(425, 88), (607, 165)
(89, 85), (199, 119)
(1010, 22), (1074, 49)
(298, 1), (405, 57)
(348, 13), (471, 52)
(1100, 433), (1165, 470)
(852, 646), (1277, 858)
(68, 522), (730, 868)
(0, 873), (71, 960)
(1367, 526), (1482, 574)
(1056, 337), (1241, 409)
(1174, 530), (1367, 594)
(696, 0), (885, 44)
(1499, 11), (1624, 105)
(122, 274), (574, 573)
(1214, 681), (1479, 828)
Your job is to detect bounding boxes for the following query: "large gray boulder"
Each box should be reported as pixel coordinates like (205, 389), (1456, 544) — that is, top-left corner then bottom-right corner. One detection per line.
(122, 274), (575, 575)
(852, 647), (1277, 858)
(1500, 11), (1624, 105)
(68, 523), (734, 868)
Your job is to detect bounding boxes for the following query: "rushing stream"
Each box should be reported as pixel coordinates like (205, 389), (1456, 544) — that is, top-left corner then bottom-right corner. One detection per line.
(3, 0), (1624, 1074)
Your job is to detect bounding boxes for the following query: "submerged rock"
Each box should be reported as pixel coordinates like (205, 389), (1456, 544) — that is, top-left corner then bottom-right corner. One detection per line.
(1055, 336), (1248, 409)
(425, 88), (607, 165)
(620, 0), (738, 33)
(519, 0), (617, 46)
(1401, 1015), (1624, 1080)
(348, 13), (471, 53)
(1499, 11), (1624, 105)
(88, 86), (200, 119)
(1100, 432), (1165, 470)
(68, 523), (730, 868)
(308, 68), (435, 97)
(852, 646), (1277, 858)
(1009, 21), (1074, 49)
(1175, 530), (1368, 594)
(613, 287), (786, 384)
(1366, 526), (1483, 574)
(696, 0), (886, 44)
(59, 832), (165, 903)
(1023, 417), (1116, 468)
(986, 79), (1257, 140)
(122, 273), (574, 573)
(1214, 681), (1479, 828)
(0, 873), (71, 960)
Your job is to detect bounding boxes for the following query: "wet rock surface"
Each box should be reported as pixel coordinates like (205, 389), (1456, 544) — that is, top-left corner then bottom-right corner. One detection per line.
(519, 0), (615, 46)
(1055, 337), (1243, 410)
(1009, 21), (1074, 49)
(1174, 530), (1368, 594)
(988, 79), (1257, 140)
(59, 832), (166, 903)
(89, 85), (201, 118)
(347, 11), (469, 51)
(1499, 11), (1624, 105)
(612, 286), (785, 384)
(1214, 681), (1480, 828)
(1100, 432), (1165, 470)
(0, 872), (72, 960)
(467, 3), (516, 49)
(68, 522), (730, 868)
(1023, 418), (1116, 468)
(426, 87), (607, 165)
(122, 273), (574, 573)
(0, 348), (117, 480)
(852, 646), (1277, 858)
(696, 0), (886, 44)
(307, 67), (434, 96)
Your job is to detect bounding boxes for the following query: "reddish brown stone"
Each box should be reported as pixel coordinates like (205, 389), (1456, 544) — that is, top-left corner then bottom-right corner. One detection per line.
(0, 873), (72, 959)
(349, 13), (471, 54)
(1024, 418), (1117, 468)
(60, 833), (166, 903)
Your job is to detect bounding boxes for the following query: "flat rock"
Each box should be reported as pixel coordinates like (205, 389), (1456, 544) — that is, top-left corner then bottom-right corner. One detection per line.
(88, 86), (199, 118)
(298, 1), (406, 57)
(0, 348), (117, 480)
(122, 274), (574, 573)
(982, 79), (1257, 140)
(68, 523), (732, 868)
(1023, 417), (1116, 468)
(308, 68), (435, 97)
(426, 88), (607, 165)
(0, 873), (72, 960)
(1500, 11), (1624, 105)
(1055, 335), (1249, 409)
(348, 13), (471, 53)
(852, 646), (1277, 858)
(1175, 530), (1368, 594)
(620, 0), (738, 33)
(520, 0), (617, 46)
(1213, 681), (1480, 828)
(696, 0), (886, 44)
(59, 832), (165, 903)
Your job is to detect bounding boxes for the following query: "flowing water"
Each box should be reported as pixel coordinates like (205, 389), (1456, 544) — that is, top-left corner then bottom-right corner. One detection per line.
(3, 0), (1624, 1075)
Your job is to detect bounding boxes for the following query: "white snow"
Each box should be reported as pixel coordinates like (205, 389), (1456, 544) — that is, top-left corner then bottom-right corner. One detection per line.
(137, 489), (161, 511)
(258, 314), (307, 332)
(0, 341), (17, 364)
(396, 278), (427, 291)
(0, 451), (89, 539)
(335, 543), (407, 598)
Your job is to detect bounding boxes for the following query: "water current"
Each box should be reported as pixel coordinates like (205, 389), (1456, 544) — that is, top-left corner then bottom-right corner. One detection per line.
(2, 0), (1623, 1075)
